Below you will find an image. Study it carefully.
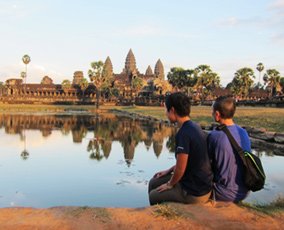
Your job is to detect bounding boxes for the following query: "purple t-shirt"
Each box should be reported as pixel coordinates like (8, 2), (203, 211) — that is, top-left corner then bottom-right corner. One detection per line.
(207, 125), (251, 202)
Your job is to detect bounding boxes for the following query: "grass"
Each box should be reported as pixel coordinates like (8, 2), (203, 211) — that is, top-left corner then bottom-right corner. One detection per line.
(68, 206), (112, 223)
(151, 203), (182, 220)
(238, 195), (284, 217)
(112, 105), (284, 133)
(152, 196), (284, 220)
(0, 104), (97, 113)
(151, 203), (197, 220)
(1, 104), (284, 132)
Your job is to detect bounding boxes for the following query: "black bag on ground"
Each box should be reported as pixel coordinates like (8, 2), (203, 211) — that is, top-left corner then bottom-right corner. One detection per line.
(216, 124), (266, 192)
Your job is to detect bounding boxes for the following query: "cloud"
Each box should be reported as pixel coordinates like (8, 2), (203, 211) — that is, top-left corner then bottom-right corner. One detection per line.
(267, 0), (284, 17)
(266, 0), (284, 46)
(0, 3), (28, 19)
(268, 0), (284, 7)
(178, 34), (200, 39)
(218, 17), (239, 28)
(0, 2), (46, 20)
(116, 24), (198, 39)
(267, 0), (284, 22)
(115, 25), (164, 36)
(217, 1), (284, 47)
(0, 129), (64, 150)
(218, 16), (268, 29)
(0, 3), (13, 15)
(218, 1), (284, 29)
(0, 62), (66, 84)
(270, 33), (284, 46)
(32, 64), (47, 72)
(247, 56), (276, 61)
(27, 65), (66, 84)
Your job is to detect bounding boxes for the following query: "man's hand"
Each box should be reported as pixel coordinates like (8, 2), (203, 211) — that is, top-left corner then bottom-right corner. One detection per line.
(156, 183), (168, 193)
(156, 182), (173, 193)
(153, 170), (168, 178)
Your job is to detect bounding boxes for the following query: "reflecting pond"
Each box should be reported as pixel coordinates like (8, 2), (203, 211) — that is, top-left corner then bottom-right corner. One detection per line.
(0, 113), (283, 208)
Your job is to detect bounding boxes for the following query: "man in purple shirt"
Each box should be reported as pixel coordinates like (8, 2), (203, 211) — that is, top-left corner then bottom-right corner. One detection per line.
(207, 96), (251, 202)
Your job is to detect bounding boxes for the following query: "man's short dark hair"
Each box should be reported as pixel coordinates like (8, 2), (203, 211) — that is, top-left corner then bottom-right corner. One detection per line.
(213, 96), (236, 119)
(165, 92), (191, 117)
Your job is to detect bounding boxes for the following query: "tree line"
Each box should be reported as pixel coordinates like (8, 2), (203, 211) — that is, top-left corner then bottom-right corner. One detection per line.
(167, 63), (284, 100)
(2, 58), (282, 107)
(56, 61), (284, 107)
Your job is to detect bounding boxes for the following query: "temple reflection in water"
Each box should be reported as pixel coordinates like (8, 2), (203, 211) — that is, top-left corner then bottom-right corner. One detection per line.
(0, 113), (176, 165)
(0, 113), (283, 208)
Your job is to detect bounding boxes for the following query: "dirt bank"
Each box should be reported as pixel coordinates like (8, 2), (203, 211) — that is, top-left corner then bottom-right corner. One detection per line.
(0, 202), (283, 230)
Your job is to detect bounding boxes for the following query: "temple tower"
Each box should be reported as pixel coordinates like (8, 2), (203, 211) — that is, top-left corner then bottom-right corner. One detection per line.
(122, 49), (138, 76)
(104, 56), (114, 77)
(72, 71), (84, 84)
(145, 65), (153, 75)
(41, 76), (53, 84)
(154, 59), (164, 79)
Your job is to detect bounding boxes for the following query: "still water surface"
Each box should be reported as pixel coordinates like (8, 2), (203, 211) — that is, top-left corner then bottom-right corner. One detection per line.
(0, 113), (283, 208)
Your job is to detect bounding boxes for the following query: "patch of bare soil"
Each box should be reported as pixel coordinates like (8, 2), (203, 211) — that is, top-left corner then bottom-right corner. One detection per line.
(0, 202), (283, 230)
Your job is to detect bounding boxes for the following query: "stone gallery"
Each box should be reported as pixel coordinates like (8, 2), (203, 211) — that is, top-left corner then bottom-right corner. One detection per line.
(2, 49), (172, 105)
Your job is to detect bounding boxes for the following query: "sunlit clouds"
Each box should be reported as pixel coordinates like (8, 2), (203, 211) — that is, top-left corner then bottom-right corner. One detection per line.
(0, 63), (66, 84)
(0, 0), (283, 87)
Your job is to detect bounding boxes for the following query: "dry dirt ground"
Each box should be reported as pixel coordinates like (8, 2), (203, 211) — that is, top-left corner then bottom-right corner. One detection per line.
(0, 202), (283, 230)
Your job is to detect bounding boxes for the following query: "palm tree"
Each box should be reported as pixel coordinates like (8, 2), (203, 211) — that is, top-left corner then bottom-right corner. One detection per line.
(22, 54), (31, 97)
(185, 69), (197, 96)
(280, 77), (284, 94)
(167, 67), (196, 94)
(256, 63), (264, 98)
(205, 72), (220, 98)
(61, 79), (72, 96)
(78, 78), (89, 101)
(21, 128), (29, 160)
(87, 136), (104, 161)
(195, 65), (220, 101)
(131, 77), (144, 97)
(233, 67), (255, 98)
(195, 65), (212, 101)
(229, 78), (242, 97)
(20, 71), (26, 78)
(167, 67), (186, 91)
(110, 88), (120, 99)
(263, 69), (281, 96)
(99, 82), (110, 100)
(88, 61), (107, 109)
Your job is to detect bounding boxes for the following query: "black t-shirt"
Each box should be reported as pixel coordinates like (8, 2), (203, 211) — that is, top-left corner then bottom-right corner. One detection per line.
(175, 120), (213, 196)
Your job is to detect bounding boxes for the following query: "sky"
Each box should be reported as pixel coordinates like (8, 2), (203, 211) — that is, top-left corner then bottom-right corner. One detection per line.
(0, 0), (284, 87)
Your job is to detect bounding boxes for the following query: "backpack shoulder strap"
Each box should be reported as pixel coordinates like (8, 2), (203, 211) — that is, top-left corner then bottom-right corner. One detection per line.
(216, 124), (243, 155)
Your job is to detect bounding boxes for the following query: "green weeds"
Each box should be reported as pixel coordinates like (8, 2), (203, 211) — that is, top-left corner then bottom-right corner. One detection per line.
(68, 206), (112, 223)
(151, 203), (182, 220)
(238, 194), (284, 217)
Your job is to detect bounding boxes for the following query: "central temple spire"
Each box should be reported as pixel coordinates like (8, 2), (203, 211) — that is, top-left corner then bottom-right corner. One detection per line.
(122, 49), (138, 75)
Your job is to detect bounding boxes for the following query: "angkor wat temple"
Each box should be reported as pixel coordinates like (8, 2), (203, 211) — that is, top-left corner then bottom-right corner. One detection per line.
(1, 49), (172, 105)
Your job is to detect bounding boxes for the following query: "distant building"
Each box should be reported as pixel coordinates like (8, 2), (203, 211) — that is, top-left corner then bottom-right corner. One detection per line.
(1, 49), (172, 105)
(106, 49), (171, 99)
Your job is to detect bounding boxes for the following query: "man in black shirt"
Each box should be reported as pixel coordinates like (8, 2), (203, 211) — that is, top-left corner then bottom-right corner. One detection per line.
(148, 92), (213, 205)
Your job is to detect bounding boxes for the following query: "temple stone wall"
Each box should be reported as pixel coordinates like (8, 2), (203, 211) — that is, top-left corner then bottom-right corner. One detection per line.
(2, 49), (170, 104)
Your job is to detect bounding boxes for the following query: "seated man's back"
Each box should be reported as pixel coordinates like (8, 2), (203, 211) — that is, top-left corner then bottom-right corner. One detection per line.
(207, 124), (251, 202)
(207, 96), (251, 202)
